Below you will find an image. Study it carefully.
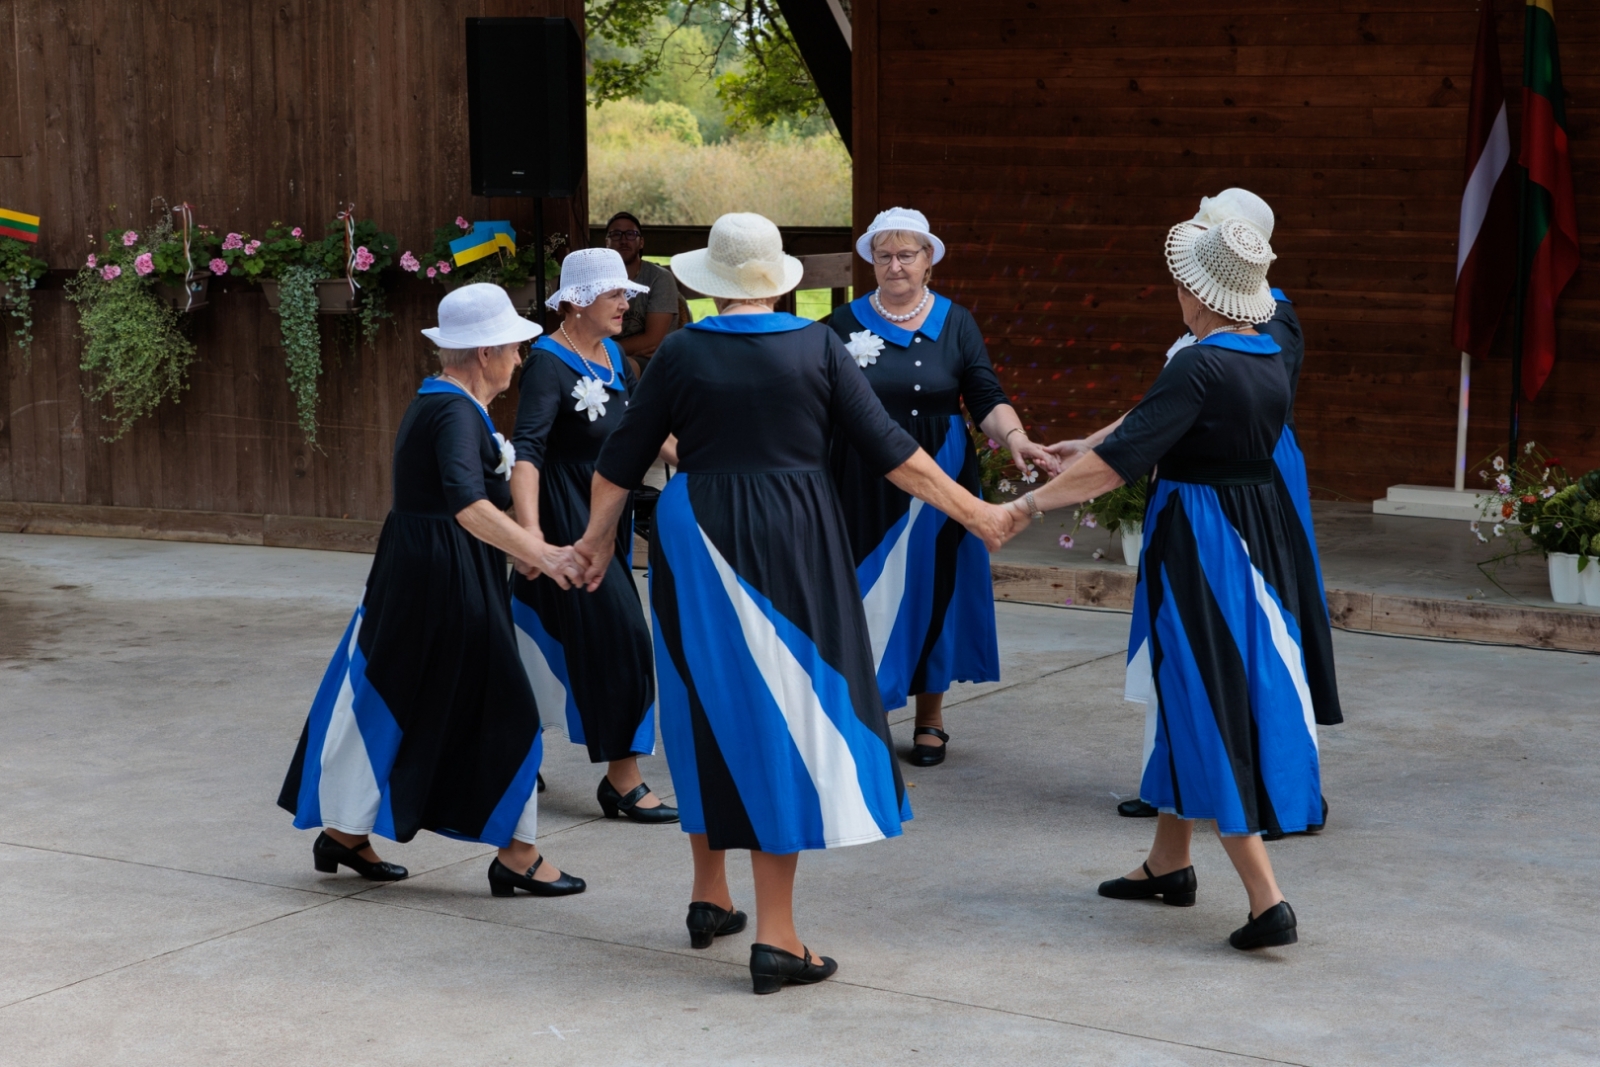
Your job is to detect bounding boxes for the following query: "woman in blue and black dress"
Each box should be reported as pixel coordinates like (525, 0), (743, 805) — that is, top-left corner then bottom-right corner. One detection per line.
(279, 283), (585, 899)
(1010, 218), (1319, 950)
(510, 248), (677, 824)
(826, 207), (1058, 767)
(573, 214), (1014, 993)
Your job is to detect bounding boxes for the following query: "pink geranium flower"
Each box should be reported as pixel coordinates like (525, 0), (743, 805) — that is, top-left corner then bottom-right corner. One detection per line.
(399, 251), (421, 273)
(437, 261), (452, 274)
(85, 253), (97, 268)
(353, 246), (375, 271)
(101, 264), (122, 281)
(209, 258), (228, 275)
(222, 232), (244, 251)
(133, 252), (154, 277)
(426, 266), (437, 278)
(290, 227), (303, 238)
(244, 239), (261, 256)
(456, 216), (470, 230)
(121, 230), (139, 247)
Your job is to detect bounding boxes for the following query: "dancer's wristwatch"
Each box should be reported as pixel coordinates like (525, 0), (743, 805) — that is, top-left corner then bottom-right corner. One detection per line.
(1024, 491), (1044, 520)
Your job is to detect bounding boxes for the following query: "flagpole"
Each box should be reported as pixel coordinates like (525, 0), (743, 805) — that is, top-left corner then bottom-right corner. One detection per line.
(1454, 351), (1471, 491)
(1508, 164), (1528, 461)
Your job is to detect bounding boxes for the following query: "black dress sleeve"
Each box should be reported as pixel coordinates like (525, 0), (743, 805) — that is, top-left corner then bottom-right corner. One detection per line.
(433, 397), (492, 513)
(511, 352), (565, 470)
(595, 334), (678, 489)
(825, 331), (920, 476)
(951, 306), (1010, 426)
(1093, 346), (1216, 484)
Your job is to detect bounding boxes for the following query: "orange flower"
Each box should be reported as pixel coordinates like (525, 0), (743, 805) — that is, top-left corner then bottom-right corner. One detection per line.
(1501, 501), (1515, 519)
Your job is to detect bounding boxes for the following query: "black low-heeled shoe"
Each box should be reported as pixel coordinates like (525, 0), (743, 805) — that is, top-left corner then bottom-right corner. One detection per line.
(312, 831), (408, 882)
(487, 855), (586, 897)
(1117, 798), (1158, 818)
(906, 726), (949, 767)
(686, 901), (748, 949)
(1097, 861), (1196, 906)
(1229, 900), (1298, 950)
(597, 777), (680, 823)
(749, 943), (838, 995)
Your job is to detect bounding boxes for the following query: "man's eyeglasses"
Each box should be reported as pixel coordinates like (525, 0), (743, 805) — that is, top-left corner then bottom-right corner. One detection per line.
(606, 229), (642, 242)
(872, 249), (926, 267)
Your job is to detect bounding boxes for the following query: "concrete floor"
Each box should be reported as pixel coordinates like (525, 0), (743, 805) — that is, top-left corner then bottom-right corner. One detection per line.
(2, 532), (1598, 1066)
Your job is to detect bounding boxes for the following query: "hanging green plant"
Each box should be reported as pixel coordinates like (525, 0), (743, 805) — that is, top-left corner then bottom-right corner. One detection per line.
(276, 264), (324, 445)
(0, 235), (50, 363)
(309, 213), (397, 349)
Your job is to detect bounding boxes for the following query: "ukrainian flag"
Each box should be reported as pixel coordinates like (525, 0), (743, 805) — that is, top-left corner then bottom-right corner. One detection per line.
(450, 221), (516, 267)
(0, 208), (40, 244)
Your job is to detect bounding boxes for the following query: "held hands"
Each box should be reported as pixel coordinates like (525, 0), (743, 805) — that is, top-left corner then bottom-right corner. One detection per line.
(964, 500), (1029, 552)
(520, 543), (588, 590)
(573, 535), (615, 592)
(1044, 439), (1091, 462)
(1008, 437), (1062, 480)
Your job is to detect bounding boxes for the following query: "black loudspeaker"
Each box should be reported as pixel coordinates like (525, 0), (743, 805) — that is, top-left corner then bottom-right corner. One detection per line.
(465, 17), (586, 198)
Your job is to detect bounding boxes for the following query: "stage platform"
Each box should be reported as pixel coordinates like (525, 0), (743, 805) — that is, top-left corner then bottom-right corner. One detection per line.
(991, 501), (1600, 654)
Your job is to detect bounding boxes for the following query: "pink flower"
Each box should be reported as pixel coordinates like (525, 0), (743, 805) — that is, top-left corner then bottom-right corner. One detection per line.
(1081, 513), (1098, 529)
(209, 257), (228, 275)
(987, 438), (1000, 450)
(222, 232), (244, 251)
(290, 227), (303, 238)
(85, 253), (97, 268)
(133, 252), (154, 277)
(399, 251), (421, 272)
(121, 230), (139, 247)
(426, 266), (437, 278)
(353, 245), (375, 271)
(456, 216), (470, 230)
(436, 260), (452, 275)
(244, 239), (261, 256)
(100, 264), (122, 281)
(1058, 534), (1074, 550)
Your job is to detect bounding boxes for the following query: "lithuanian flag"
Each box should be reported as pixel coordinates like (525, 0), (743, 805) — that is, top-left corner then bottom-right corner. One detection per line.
(1517, 0), (1580, 401)
(0, 208), (40, 244)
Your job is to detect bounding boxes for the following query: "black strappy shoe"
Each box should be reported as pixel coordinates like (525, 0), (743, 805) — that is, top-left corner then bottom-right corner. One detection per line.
(749, 943), (838, 994)
(906, 726), (950, 767)
(686, 901), (748, 949)
(1097, 862), (1197, 906)
(487, 855), (586, 897)
(1230, 901), (1298, 950)
(597, 777), (680, 824)
(311, 831), (408, 882)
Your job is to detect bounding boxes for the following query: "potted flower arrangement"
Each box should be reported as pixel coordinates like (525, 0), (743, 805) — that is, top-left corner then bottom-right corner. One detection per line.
(1070, 476), (1150, 566)
(970, 422), (1040, 502)
(1470, 443), (1600, 606)
(1, 234), (49, 361)
(400, 216), (564, 312)
(64, 218), (200, 439)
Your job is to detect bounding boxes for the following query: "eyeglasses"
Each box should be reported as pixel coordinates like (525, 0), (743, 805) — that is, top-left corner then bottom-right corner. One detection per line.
(872, 249), (926, 267)
(606, 229), (642, 242)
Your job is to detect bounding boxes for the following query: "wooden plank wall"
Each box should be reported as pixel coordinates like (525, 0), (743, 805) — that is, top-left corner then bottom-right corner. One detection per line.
(0, 0), (587, 528)
(853, 0), (1600, 500)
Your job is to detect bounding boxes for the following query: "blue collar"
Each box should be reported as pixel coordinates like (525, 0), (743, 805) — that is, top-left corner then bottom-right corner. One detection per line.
(685, 312), (813, 335)
(1199, 333), (1281, 355)
(1270, 288), (1292, 304)
(418, 377), (500, 438)
(849, 291), (951, 347)
(533, 335), (626, 392)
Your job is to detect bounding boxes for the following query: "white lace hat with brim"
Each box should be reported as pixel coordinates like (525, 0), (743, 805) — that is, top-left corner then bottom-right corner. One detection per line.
(855, 206), (946, 265)
(670, 213), (803, 300)
(546, 247), (650, 310)
(422, 282), (542, 348)
(1165, 217), (1278, 324)
(1191, 187), (1275, 240)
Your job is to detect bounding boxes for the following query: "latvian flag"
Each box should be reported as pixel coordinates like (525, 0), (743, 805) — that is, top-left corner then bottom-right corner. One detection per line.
(0, 207), (40, 244)
(1451, 2), (1517, 361)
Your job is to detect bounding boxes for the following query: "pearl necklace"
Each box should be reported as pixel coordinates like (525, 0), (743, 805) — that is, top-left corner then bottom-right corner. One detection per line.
(871, 287), (931, 323)
(439, 373), (490, 412)
(1200, 324), (1252, 342)
(560, 324), (617, 387)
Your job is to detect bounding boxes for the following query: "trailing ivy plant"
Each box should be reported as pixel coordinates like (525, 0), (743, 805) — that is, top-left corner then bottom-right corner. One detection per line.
(1, 236), (50, 363)
(276, 264), (324, 446)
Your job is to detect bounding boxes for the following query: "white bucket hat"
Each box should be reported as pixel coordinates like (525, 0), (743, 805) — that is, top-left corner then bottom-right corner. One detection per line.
(1191, 188), (1275, 240)
(670, 213), (804, 300)
(1165, 217), (1278, 324)
(546, 247), (649, 310)
(421, 282), (542, 348)
(855, 206), (946, 265)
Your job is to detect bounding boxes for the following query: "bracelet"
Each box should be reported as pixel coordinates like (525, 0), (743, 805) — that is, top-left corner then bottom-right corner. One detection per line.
(1024, 491), (1043, 520)
(1005, 428), (1026, 442)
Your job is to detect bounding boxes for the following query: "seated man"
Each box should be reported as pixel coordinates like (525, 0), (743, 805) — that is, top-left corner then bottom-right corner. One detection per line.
(603, 212), (680, 372)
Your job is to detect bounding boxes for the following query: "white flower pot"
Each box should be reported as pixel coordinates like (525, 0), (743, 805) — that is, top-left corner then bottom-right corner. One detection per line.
(1548, 552), (1582, 604)
(1580, 556), (1600, 608)
(1121, 521), (1143, 567)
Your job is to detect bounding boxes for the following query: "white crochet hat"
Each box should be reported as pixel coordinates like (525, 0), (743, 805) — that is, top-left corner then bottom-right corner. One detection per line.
(670, 213), (803, 300)
(1192, 188), (1275, 240)
(546, 247), (649, 310)
(855, 206), (946, 265)
(1165, 217), (1278, 324)
(422, 282), (542, 348)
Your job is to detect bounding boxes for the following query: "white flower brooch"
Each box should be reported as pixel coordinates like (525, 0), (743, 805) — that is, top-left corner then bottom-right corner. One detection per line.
(1165, 332), (1198, 363)
(492, 432), (516, 480)
(846, 330), (885, 368)
(571, 376), (610, 422)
